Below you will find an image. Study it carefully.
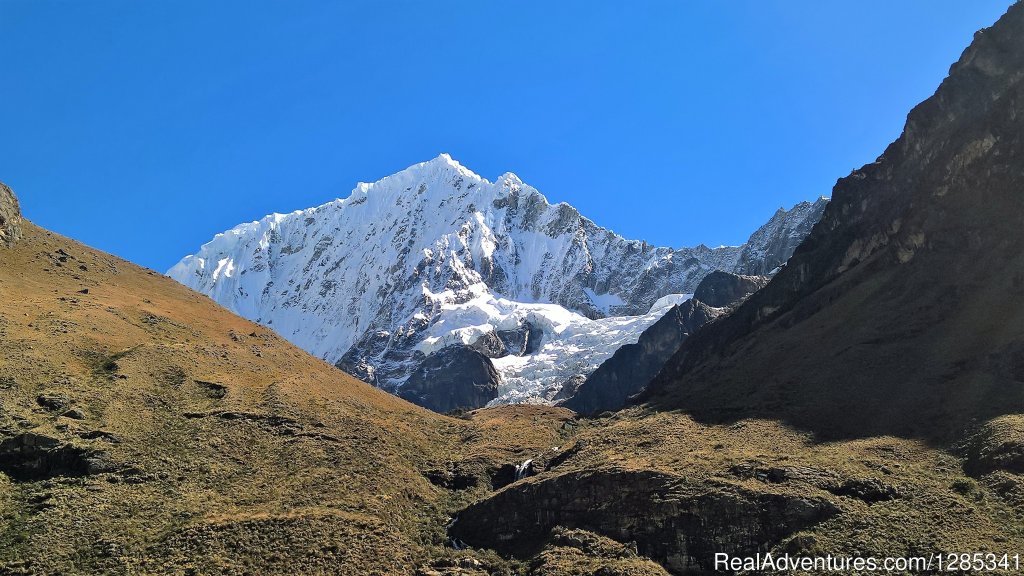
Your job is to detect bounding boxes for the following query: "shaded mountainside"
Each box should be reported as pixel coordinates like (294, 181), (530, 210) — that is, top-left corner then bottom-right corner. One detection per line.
(642, 3), (1024, 443)
(168, 156), (827, 405)
(562, 272), (768, 416)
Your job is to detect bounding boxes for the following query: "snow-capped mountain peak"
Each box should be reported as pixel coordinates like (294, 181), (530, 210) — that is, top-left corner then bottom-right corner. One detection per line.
(168, 156), (827, 406)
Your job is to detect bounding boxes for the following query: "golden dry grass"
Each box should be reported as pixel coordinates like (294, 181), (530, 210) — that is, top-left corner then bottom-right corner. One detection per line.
(0, 223), (465, 574)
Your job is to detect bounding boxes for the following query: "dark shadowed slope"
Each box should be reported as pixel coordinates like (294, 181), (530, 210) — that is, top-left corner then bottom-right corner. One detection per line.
(642, 3), (1024, 442)
(563, 272), (768, 415)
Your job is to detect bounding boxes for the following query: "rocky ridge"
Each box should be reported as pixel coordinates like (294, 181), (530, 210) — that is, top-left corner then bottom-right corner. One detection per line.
(642, 1), (1024, 442)
(0, 182), (22, 248)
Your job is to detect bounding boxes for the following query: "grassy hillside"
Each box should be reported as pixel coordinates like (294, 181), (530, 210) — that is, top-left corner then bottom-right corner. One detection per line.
(0, 221), (463, 573)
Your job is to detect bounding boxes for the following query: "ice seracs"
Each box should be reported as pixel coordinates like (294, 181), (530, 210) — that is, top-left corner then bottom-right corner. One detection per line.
(168, 155), (828, 408)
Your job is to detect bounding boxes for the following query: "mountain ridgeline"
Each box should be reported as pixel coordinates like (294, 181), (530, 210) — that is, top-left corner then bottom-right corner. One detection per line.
(168, 158), (827, 410)
(642, 3), (1024, 442)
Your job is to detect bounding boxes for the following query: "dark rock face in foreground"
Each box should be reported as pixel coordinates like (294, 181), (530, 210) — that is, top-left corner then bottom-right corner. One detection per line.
(563, 271), (768, 415)
(398, 345), (501, 413)
(643, 4), (1024, 441)
(0, 182), (22, 248)
(450, 469), (839, 573)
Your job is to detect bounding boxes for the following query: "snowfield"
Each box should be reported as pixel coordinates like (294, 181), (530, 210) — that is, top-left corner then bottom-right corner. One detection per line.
(486, 294), (691, 404)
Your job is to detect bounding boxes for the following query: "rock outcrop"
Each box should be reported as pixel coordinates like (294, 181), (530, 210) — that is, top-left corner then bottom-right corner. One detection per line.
(450, 469), (839, 573)
(398, 345), (501, 413)
(0, 182), (22, 248)
(691, 271), (769, 308)
(643, 3), (1024, 442)
(0, 432), (115, 482)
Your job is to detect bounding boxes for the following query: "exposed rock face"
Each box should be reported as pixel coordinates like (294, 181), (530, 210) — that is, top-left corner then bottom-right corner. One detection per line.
(495, 322), (544, 356)
(0, 182), (23, 248)
(398, 345), (501, 412)
(643, 4), (1024, 441)
(0, 432), (115, 482)
(450, 469), (839, 573)
(561, 300), (722, 415)
(467, 330), (508, 358)
(168, 156), (827, 403)
(691, 271), (769, 308)
(563, 271), (766, 415)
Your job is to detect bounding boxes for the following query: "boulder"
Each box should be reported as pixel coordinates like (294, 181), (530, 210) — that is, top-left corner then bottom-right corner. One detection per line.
(36, 392), (72, 412)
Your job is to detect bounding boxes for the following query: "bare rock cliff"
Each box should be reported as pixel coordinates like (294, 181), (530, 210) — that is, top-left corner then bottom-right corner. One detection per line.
(0, 183), (22, 248)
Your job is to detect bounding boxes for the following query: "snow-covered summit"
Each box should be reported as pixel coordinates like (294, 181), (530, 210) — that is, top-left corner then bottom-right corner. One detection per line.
(168, 156), (827, 404)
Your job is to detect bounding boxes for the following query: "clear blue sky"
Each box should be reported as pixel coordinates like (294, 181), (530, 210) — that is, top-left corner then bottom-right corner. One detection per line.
(1, 1), (1013, 271)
